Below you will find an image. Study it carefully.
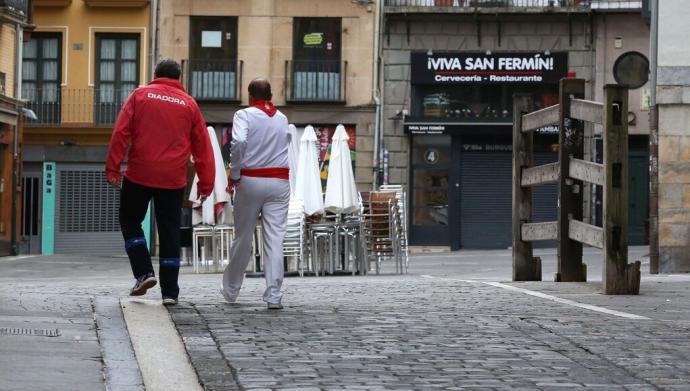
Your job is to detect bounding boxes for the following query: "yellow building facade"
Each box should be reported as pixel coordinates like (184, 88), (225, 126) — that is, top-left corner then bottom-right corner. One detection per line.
(158, 0), (378, 191)
(22, 0), (151, 254)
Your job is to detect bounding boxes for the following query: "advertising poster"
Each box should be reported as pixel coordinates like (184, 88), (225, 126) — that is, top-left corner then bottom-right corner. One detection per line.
(313, 125), (357, 187)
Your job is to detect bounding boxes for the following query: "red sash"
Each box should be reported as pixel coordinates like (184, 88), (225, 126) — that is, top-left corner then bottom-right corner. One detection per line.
(240, 167), (289, 180)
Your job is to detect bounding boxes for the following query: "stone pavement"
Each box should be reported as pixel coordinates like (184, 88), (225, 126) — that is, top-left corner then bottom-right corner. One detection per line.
(169, 269), (690, 391)
(3, 248), (690, 390)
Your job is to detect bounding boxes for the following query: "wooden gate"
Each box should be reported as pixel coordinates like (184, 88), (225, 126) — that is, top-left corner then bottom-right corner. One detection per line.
(512, 78), (641, 295)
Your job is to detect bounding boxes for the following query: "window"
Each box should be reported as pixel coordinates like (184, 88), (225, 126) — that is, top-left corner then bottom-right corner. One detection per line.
(22, 33), (62, 124)
(291, 18), (342, 101)
(188, 17), (239, 101)
(95, 34), (140, 125)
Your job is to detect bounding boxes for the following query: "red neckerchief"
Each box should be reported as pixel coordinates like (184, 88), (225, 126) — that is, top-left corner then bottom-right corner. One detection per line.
(251, 100), (277, 117)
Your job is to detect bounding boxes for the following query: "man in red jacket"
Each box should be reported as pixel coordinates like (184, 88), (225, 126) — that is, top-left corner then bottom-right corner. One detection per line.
(106, 59), (215, 305)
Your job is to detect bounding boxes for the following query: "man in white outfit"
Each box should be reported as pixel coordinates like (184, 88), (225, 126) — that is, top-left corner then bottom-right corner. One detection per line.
(222, 78), (290, 310)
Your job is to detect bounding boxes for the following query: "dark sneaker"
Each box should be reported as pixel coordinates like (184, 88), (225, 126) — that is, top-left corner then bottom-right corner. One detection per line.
(162, 297), (178, 306)
(129, 273), (157, 296)
(267, 302), (283, 310)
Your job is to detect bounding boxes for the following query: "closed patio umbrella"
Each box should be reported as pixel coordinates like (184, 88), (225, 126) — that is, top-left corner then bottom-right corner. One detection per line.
(324, 125), (359, 214)
(189, 126), (233, 225)
(288, 124), (300, 197)
(294, 125), (324, 216)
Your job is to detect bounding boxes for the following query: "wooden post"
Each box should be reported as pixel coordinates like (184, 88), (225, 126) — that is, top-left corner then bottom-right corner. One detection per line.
(512, 94), (541, 281)
(649, 105), (659, 274)
(556, 79), (586, 282)
(603, 84), (639, 294)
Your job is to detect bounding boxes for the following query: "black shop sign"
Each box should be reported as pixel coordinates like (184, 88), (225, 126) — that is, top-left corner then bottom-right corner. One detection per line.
(411, 52), (568, 85)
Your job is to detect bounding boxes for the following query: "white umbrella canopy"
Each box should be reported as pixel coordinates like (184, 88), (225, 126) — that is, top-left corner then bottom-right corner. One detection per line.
(324, 125), (359, 214)
(189, 126), (233, 225)
(287, 124), (300, 197)
(294, 125), (324, 216)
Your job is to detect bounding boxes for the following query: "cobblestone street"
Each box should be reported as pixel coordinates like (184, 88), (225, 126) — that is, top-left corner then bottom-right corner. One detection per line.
(170, 268), (690, 390)
(4, 251), (690, 390)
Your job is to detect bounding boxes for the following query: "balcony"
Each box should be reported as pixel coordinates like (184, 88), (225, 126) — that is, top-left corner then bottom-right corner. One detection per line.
(182, 59), (242, 102)
(83, 0), (149, 7)
(285, 60), (347, 104)
(22, 87), (134, 127)
(34, 0), (71, 6)
(384, 0), (642, 13)
(0, 0), (29, 16)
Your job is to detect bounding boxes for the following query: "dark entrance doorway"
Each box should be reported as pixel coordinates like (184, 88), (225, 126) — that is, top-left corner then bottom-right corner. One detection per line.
(409, 135), (453, 247)
(408, 132), (558, 250)
(629, 136), (649, 245)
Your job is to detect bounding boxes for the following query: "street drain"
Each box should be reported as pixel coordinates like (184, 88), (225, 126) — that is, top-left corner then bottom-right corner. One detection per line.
(0, 327), (60, 337)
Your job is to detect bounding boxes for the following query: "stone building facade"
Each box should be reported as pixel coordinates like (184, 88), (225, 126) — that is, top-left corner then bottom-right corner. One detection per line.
(380, 2), (647, 250)
(656, 0), (690, 272)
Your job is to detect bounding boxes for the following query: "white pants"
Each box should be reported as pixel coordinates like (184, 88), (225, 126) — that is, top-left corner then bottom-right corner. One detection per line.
(222, 176), (290, 304)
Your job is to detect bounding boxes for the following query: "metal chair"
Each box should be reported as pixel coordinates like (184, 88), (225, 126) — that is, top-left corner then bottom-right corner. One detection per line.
(192, 224), (233, 273)
(308, 222), (337, 276)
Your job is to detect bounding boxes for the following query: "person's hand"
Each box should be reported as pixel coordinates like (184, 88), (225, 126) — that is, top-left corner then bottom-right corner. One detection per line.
(198, 192), (209, 203)
(226, 178), (240, 194)
(108, 177), (122, 189)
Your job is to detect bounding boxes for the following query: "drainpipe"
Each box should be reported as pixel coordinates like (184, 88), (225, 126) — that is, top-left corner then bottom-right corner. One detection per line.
(149, 0), (158, 81)
(148, 0), (160, 256)
(648, 0), (659, 274)
(372, 0), (383, 190)
(11, 23), (24, 255)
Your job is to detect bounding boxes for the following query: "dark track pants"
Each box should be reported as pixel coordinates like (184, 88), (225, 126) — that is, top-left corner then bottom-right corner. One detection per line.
(119, 178), (184, 299)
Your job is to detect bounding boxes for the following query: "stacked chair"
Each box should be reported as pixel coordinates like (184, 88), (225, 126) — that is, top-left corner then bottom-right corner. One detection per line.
(378, 184), (409, 273)
(283, 199), (307, 276)
(362, 190), (406, 274)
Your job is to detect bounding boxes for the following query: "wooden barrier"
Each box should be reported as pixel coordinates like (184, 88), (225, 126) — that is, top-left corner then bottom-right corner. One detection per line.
(512, 79), (640, 295)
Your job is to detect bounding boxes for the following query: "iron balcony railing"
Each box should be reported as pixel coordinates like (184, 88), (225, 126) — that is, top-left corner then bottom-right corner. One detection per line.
(0, 0), (29, 15)
(384, 0), (642, 10)
(285, 60), (347, 103)
(22, 87), (135, 126)
(181, 59), (243, 102)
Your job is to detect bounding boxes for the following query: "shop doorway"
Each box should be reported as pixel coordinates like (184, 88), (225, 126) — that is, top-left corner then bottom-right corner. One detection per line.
(629, 136), (649, 245)
(409, 135), (455, 247)
(20, 168), (42, 254)
(409, 133), (558, 250)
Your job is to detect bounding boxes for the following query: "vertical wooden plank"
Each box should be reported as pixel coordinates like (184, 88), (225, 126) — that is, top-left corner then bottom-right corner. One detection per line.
(649, 106), (659, 274)
(603, 85), (637, 294)
(512, 94), (540, 281)
(556, 79), (586, 282)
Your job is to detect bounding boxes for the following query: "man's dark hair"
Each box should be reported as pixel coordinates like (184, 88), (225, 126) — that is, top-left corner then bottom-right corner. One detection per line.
(248, 78), (272, 100)
(154, 59), (181, 80)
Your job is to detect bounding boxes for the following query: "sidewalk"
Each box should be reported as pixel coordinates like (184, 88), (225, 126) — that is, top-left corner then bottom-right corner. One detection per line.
(2, 248), (690, 390)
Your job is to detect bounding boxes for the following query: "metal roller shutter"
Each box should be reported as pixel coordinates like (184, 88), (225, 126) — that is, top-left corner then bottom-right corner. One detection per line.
(54, 164), (124, 255)
(460, 151), (558, 249)
(460, 151), (512, 249)
(532, 152), (558, 248)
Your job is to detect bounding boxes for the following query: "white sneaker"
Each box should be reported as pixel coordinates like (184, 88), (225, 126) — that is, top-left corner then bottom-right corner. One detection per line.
(220, 289), (237, 303)
(267, 302), (284, 310)
(162, 297), (178, 306)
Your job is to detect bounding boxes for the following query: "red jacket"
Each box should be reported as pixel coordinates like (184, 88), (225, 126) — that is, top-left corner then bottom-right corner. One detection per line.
(106, 78), (215, 196)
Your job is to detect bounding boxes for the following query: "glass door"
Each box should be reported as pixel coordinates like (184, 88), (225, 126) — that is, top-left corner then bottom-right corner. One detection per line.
(409, 135), (452, 246)
(95, 34), (140, 125)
